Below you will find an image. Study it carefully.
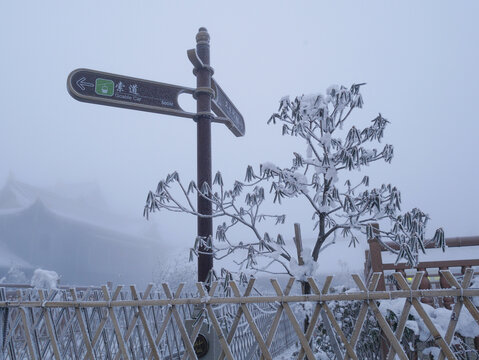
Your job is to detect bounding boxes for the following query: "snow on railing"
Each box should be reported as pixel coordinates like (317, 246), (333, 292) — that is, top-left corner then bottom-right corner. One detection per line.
(365, 235), (479, 294)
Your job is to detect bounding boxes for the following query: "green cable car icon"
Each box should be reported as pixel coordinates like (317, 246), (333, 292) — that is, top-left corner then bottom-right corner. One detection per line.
(95, 78), (114, 97)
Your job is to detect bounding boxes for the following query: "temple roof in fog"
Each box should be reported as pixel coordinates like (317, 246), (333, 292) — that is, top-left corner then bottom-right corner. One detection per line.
(0, 177), (161, 286)
(0, 174), (152, 237)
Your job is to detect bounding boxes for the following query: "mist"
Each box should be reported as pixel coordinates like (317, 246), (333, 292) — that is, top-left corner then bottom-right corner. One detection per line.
(1, 1), (478, 282)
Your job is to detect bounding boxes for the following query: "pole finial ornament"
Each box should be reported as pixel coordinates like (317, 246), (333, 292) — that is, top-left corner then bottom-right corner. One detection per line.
(196, 27), (210, 44)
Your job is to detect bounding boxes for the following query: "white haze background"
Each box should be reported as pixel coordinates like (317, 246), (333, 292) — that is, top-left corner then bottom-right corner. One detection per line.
(1, 1), (478, 280)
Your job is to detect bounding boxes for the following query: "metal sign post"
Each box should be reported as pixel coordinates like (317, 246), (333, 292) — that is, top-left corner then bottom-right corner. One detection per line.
(67, 28), (244, 285)
(192, 28), (213, 284)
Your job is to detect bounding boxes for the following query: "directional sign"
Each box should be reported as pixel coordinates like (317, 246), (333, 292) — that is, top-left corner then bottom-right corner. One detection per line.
(68, 29), (244, 285)
(188, 48), (245, 137)
(67, 69), (196, 119)
(211, 79), (245, 137)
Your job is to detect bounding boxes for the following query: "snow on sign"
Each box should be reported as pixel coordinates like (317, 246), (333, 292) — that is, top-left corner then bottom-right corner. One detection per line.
(67, 68), (196, 119)
(211, 79), (245, 137)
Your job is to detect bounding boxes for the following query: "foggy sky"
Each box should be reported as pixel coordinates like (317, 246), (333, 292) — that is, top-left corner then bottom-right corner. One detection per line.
(1, 1), (478, 253)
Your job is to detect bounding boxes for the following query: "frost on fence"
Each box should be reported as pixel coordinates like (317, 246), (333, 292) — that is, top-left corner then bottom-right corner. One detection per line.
(0, 271), (478, 360)
(0, 280), (295, 360)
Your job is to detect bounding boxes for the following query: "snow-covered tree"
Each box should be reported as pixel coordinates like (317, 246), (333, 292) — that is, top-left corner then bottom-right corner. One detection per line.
(144, 84), (444, 282)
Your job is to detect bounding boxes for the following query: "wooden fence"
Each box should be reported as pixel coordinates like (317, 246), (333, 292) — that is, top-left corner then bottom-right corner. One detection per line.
(1, 272), (478, 360)
(0, 279), (295, 360)
(364, 235), (479, 293)
(364, 235), (479, 358)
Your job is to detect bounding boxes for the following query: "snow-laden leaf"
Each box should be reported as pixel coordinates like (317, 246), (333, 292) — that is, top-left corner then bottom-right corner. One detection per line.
(232, 181), (243, 197)
(213, 171), (223, 186)
(279, 96), (290, 110)
(349, 235), (359, 248)
(382, 144), (394, 163)
(390, 186), (401, 210)
(346, 126), (361, 146)
(264, 232), (271, 243)
(293, 152), (304, 168)
(206, 235), (212, 248)
(275, 214), (286, 225)
(216, 222), (227, 242)
(245, 165), (255, 182)
(362, 176), (369, 187)
(193, 237), (201, 250)
(156, 180), (167, 194)
(343, 195), (355, 213)
(433, 228), (445, 251)
(143, 205), (150, 219)
(165, 171), (179, 184)
(187, 180), (196, 195)
(200, 181), (211, 196)
(268, 113), (279, 124)
(341, 227), (351, 238)
(145, 191), (154, 205)
(350, 83), (365, 95)
(189, 248), (196, 262)
(353, 93), (364, 108)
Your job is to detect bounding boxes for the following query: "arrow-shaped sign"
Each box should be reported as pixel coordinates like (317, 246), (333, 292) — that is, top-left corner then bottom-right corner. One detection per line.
(67, 68), (196, 119)
(68, 29), (244, 285)
(75, 77), (94, 91)
(187, 48), (245, 137)
(211, 79), (245, 137)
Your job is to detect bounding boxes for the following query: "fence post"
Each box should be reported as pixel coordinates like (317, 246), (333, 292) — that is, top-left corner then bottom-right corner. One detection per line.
(417, 267), (434, 307)
(463, 266), (479, 353)
(0, 288), (6, 353)
(439, 266), (453, 309)
(293, 223), (306, 293)
(367, 223), (386, 291)
(367, 223), (389, 360)
(293, 223), (310, 334)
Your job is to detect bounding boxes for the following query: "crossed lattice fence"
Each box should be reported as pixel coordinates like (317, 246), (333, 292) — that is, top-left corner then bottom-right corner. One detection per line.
(0, 271), (478, 360)
(0, 279), (295, 360)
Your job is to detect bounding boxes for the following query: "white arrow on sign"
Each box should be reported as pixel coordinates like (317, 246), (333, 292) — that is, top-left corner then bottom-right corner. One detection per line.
(76, 77), (94, 91)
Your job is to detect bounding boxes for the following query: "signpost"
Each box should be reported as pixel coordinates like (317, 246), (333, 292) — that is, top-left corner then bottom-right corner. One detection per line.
(67, 68), (196, 119)
(211, 79), (245, 137)
(67, 28), (244, 286)
(187, 49), (245, 137)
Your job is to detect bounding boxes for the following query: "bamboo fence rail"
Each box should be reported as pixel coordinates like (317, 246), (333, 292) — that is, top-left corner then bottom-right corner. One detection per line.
(0, 271), (478, 360)
(364, 235), (479, 292)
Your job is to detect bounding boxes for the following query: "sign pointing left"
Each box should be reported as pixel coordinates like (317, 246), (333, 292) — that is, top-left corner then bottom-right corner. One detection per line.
(75, 77), (94, 91)
(67, 29), (245, 285)
(67, 68), (196, 119)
